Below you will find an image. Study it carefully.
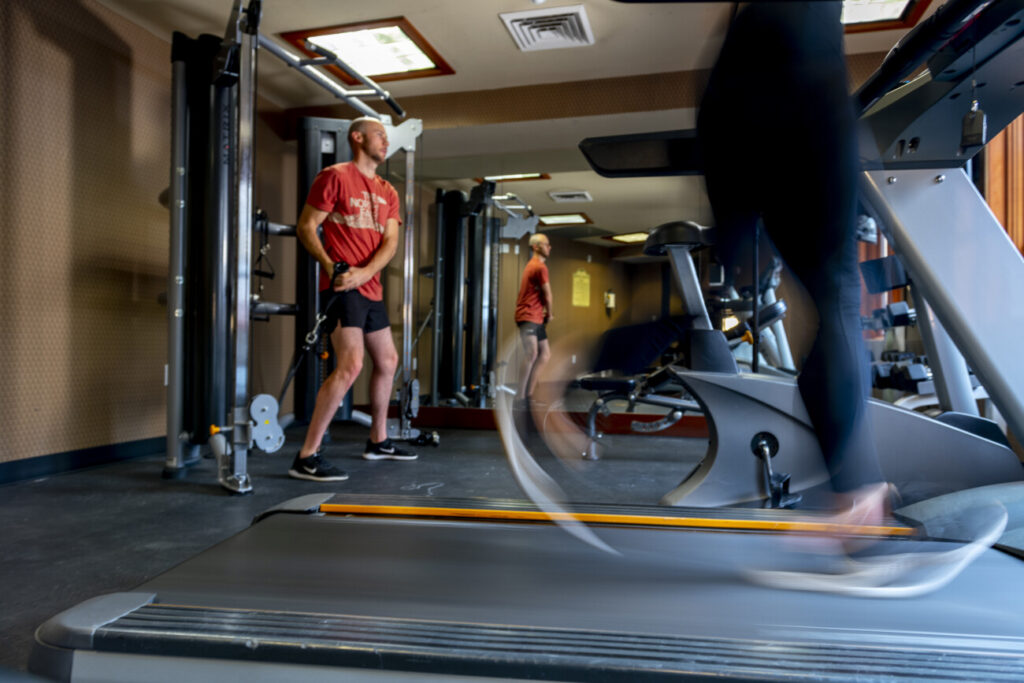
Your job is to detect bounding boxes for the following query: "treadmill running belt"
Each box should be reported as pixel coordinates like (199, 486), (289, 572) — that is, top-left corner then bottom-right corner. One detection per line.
(33, 508), (1024, 681)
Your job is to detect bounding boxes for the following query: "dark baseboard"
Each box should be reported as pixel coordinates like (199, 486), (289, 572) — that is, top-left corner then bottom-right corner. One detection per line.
(0, 437), (164, 486)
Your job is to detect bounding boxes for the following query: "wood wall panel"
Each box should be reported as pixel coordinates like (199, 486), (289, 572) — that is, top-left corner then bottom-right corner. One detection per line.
(985, 114), (1024, 251)
(268, 52), (890, 137)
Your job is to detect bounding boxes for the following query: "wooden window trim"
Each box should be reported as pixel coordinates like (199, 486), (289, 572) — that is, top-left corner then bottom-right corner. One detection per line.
(280, 16), (454, 85)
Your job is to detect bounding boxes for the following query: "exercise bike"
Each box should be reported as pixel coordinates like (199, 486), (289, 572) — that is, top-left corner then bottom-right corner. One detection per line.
(576, 228), (793, 463)
(642, 220), (1022, 508)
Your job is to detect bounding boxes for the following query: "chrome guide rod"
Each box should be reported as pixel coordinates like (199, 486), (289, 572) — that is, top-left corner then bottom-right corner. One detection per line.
(257, 35), (381, 120)
(165, 59), (188, 474)
(403, 148), (416, 387)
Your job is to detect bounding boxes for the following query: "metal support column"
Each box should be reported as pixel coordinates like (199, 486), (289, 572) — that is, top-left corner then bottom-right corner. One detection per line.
(220, 10), (258, 494)
(164, 59), (191, 477)
(402, 150), (415, 389)
(391, 147), (420, 439)
(915, 296), (978, 415)
(430, 191), (445, 407)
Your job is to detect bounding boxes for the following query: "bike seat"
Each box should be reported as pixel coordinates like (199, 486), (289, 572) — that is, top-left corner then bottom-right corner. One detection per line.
(577, 376), (638, 393)
(644, 221), (715, 256)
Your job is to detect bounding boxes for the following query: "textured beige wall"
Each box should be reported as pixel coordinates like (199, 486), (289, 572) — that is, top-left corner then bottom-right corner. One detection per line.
(0, 0), (299, 463)
(0, 0), (172, 463)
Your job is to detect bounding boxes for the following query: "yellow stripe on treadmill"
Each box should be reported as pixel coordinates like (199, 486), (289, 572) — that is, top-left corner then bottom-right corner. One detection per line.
(317, 504), (913, 536)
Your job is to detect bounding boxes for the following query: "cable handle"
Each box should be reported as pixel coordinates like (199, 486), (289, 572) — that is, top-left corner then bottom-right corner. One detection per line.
(331, 260), (350, 288)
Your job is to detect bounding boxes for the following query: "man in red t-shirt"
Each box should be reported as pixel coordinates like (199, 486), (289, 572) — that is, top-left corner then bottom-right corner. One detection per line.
(514, 233), (553, 400)
(289, 117), (417, 483)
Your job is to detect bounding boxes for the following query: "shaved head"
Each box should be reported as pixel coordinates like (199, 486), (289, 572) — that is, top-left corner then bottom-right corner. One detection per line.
(348, 116), (384, 150)
(347, 116), (389, 166)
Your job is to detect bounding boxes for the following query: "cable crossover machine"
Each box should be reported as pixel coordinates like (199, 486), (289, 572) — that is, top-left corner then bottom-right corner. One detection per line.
(163, 0), (423, 493)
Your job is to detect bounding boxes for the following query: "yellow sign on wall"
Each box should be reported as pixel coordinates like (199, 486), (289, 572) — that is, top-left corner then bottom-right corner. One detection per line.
(572, 269), (590, 307)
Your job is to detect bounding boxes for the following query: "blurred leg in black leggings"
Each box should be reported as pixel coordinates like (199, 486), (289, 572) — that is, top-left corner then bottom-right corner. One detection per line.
(697, 2), (885, 500)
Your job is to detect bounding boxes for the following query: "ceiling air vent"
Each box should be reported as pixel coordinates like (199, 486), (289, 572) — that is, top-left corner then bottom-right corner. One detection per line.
(499, 5), (595, 52)
(549, 190), (593, 203)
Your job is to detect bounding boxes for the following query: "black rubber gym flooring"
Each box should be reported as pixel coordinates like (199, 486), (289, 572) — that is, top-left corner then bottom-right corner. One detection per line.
(0, 421), (705, 673)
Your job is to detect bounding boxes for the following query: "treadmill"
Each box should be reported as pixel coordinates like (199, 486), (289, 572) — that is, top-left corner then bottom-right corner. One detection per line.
(28, 493), (1024, 681)
(30, 0), (1024, 680)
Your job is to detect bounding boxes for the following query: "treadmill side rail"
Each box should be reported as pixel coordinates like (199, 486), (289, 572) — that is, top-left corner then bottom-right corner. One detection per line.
(30, 592), (157, 681)
(251, 492), (335, 524)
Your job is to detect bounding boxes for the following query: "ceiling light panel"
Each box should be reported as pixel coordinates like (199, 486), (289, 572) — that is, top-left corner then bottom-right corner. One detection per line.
(281, 17), (454, 84)
(478, 173), (551, 183)
(609, 232), (650, 244)
(484, 173), (545, 181)
(548, 190), (593, 203)
(500, 5), (595, 52)
(308, 26), (434, 76)
(841, 0), (912, 25)
(539, 213), (590, 225)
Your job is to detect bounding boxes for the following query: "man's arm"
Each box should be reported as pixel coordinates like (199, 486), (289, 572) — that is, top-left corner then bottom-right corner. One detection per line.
(295, 203), (333, 274)
(540, 281), (554, 322)
(336, 217), (400, 292)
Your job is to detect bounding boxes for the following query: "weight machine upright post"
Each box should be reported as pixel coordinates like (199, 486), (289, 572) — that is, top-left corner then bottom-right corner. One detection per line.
(402, 149), (415, 389)
(222, 18), (258, 493)
(207, 78), (232, 460)
(165, 59), (189, 475)
(486, 213), (501, 400)
(396, 146), (417, 436)
(430, 192), (445, 407)
(464, 211), (484, 401)
(474, 209), (494, 407)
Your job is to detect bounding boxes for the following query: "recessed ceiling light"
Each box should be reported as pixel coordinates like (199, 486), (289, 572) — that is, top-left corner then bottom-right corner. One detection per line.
(608, 232), (649, 244)
(548, 190), (593, 203)
(539, 213), (591, 226)
(494, 196), (529, 210)
(281, 17), (454, 83)
(479, 173), (550, 182)
(841, 0), (915, 25)
(309, 29), (432, 76)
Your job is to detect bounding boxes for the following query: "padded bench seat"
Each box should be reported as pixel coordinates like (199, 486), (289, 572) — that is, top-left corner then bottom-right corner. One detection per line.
(577, 376), (638, 393)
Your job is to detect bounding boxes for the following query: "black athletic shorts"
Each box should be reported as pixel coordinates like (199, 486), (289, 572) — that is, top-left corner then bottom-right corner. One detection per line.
(517, 321), (547, 342)
(320, 289), (390, 334)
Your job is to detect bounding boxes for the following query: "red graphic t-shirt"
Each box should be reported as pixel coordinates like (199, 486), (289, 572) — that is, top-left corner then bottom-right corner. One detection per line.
(306, 161), (401, 301)
(514, 257), (549, 324)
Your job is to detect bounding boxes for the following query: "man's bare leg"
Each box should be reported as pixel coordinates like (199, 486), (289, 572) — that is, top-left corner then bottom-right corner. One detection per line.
(363, 327), (399, 444)
(526, 338), (551, 399)
(361, 327), (417, 460)
(299, 326), (364, 457)
(518, 334), (539, 399)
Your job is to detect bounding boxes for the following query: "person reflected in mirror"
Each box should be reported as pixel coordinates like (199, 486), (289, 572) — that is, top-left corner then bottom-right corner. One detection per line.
(514, 233), (554, 405)
(289, 116), (417, 483)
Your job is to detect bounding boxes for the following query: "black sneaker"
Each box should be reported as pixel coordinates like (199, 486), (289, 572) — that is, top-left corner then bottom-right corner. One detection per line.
(363, 438), (418, 461)
(288, 451), (349, 482)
